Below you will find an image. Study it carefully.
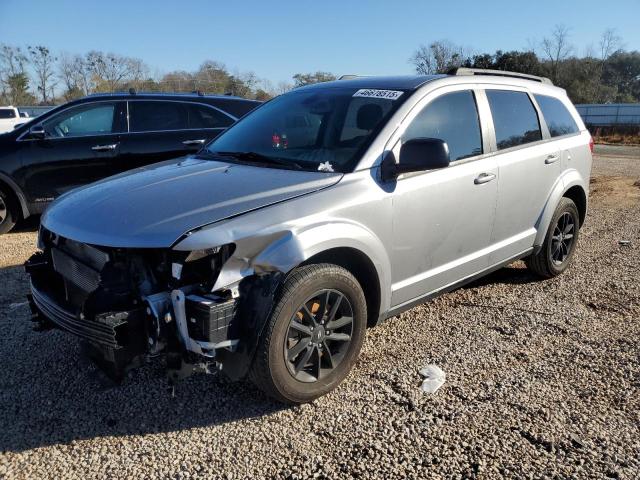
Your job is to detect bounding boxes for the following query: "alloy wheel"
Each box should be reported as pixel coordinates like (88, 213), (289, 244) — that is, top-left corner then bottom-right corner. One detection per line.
(551, 212), (575, 265)
(284, 289), (354, 383)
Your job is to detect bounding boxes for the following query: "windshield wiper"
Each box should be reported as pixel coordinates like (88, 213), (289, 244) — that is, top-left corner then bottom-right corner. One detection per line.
(213, 151), (304, 170)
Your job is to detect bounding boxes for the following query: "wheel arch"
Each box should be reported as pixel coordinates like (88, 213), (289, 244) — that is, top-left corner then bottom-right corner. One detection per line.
(534, 171), (588, 248)
(0, 173), (29, 220)
(301, 247), (382, 327)
(563, 184), (587, 227)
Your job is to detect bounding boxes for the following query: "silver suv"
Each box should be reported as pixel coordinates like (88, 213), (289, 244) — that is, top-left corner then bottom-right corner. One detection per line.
(26, 69), (592, 403)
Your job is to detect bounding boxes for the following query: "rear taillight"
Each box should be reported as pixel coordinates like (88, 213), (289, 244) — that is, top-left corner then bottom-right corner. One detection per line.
(589, 137), (594, 153)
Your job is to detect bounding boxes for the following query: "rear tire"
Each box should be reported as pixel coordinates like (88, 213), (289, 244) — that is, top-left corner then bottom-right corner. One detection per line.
(249, 264), (367, 404)
(526, 197), (580, 278)
(0, 187), (17, 234)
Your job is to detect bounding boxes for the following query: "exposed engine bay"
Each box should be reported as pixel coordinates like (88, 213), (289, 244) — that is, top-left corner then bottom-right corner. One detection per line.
(25, 227), (282, 384)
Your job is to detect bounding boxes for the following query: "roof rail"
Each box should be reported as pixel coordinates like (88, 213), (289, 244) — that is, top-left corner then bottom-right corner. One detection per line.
(338, 75), (363, 80)
(447, 67), (553, 85)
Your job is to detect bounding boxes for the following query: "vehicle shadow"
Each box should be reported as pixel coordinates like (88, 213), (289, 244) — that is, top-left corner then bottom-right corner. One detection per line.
(0, 264), (287, 453)
(0, 261), (539, 453)
(11, 215), (40, 233)
(463, 262), (539, 289)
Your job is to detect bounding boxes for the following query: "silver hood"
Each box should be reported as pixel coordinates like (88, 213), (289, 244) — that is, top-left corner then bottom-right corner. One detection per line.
(41, 157), (342, 248)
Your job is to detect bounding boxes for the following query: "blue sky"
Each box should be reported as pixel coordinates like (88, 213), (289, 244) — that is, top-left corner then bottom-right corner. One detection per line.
(1, 0), (639, 87)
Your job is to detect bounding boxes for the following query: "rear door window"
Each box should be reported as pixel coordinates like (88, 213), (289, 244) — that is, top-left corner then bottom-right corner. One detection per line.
(187, 104), (233, 129)
(129, 101), (188, 132)
(486, 90), (542, 150)
(403, 90), (483, 161)
(534, 94), (579, 137)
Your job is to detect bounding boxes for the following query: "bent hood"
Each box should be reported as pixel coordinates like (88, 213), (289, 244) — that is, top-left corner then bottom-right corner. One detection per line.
(42, 157), (342, 248)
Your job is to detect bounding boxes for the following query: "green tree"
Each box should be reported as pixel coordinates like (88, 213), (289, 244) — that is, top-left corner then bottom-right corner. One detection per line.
(602, 51), (640, 102)
(292, 71), (336, 87)
(254, 88), (272, 101)
(6, 72), (35, 105)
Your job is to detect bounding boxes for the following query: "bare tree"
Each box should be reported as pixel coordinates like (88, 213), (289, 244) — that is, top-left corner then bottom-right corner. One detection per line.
(410, 40), (469, 74)
(275, 81), (293, 95)
(599, 28), (623, 61)
(58, 53), (94, 99)
(85, 51), (147, 92)
(28, 45), (57, 104)
(541, 25), (573, 82)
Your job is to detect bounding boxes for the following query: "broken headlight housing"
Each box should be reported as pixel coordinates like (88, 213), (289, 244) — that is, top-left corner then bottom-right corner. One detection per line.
(172, 244), (235, 289)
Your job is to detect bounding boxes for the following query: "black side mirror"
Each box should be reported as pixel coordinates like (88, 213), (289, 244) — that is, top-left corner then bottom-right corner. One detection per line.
(29, 125), (46, 140)
(381, 138), (450, 181)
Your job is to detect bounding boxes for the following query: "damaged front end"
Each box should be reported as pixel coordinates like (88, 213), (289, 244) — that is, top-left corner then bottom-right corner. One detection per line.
(25, 227), (282, 384)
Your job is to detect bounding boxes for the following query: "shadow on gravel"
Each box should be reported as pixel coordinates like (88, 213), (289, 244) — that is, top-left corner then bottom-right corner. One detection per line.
(464, 264), (539, 289)
(0, 263), (287, 453)
(0, 261), (538, 453)
(10, 215), (40, 233)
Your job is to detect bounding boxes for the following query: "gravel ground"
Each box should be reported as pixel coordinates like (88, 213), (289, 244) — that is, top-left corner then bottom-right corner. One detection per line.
(1, 147), (639, 479)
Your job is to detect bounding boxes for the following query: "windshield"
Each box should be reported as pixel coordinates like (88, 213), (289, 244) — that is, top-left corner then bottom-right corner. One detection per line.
(204, 87), (408, 173)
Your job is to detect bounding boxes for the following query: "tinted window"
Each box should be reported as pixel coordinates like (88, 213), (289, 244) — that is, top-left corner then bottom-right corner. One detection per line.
(486, 90), (542, 150)
(188, 104), (233, 129)
(207, 87), (407, 173)
(129, 101), (188, 132)
(42, 103), (117, 138)
(0, 109), (16, 119)
(403, 91), (482, 161)
(534, 94), (579, 137)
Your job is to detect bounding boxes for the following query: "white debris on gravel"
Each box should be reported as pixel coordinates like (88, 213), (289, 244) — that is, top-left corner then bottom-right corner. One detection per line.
(419, 364), (446, 394)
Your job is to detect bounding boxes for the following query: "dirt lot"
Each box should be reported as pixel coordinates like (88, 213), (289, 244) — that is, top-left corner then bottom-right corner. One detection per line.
(1, 145), (639, 479)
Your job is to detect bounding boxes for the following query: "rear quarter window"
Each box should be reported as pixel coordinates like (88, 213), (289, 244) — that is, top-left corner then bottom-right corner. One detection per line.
(486, 90), (542, 150)
(187, 104), (233, 129)
(534, 94), (579, 137)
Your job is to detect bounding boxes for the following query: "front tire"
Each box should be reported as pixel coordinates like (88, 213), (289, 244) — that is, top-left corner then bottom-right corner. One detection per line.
(250, 264), (367, 404)
(0, 187), (17, 234)
(526, 197), (580, 278)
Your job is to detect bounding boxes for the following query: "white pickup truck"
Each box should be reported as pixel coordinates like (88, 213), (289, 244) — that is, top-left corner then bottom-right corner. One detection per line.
(0, 106), (29, 134)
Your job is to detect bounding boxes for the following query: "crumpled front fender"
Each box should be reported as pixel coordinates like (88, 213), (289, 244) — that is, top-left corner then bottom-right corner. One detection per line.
(174, 219), (391, 315)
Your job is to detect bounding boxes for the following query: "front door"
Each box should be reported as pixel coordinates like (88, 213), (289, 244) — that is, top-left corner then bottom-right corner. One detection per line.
(22, 101), (126, 202)
(390, 89), (498, 308)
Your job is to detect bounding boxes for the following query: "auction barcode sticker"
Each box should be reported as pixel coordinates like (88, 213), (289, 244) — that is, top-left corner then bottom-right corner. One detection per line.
(353, 89), (404, 100)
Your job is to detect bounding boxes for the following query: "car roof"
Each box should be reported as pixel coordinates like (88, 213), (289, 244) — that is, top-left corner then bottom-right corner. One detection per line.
(297, 75), (446, 91)
(294, 70), (562, 95)
(78, 92), (260, 104)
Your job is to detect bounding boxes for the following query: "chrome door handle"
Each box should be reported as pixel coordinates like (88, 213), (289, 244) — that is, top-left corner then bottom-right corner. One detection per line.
(474, 173), (496, 185)
(182, 139), (206, 146)
(545, 154), (559, 164)
(91, 143), (118, 151)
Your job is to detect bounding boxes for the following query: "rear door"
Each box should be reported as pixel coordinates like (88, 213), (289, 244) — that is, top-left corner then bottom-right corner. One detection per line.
(118, 100), (233, 170)
(532, 93), (583, 175)
(21, 101), (126, 201)
(483, 88), (560, 264)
